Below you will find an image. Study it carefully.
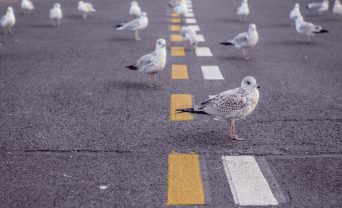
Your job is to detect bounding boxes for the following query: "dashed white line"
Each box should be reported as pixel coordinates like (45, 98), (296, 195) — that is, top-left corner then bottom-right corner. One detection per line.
(195, 47), (213, 57)
(201, 66), (224, 80)
(186, 13), (194, 17)
(186, 18), (197, 24)
(222, 156), (279, 206)
(196, 34), (205, 42)
(188, 25), (200, 32)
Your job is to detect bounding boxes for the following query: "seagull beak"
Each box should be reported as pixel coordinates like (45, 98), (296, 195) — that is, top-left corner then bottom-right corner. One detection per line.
(257, 85), (261, 89)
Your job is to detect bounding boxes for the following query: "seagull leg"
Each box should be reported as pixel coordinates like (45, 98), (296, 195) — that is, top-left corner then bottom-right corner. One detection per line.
(83, 13), (87, 20)
(134, 31), (141, 41)
(8, 26), (12, 34)
(242, 49), (250, 60)
(230, 120), (244, 140)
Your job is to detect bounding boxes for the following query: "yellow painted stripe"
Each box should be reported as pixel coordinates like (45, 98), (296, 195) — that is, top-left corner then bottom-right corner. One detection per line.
(170, 94), (193, 121)
(167, 153), (205, 205)
(171, 18), (181, 23)
(171, 47), (185, 57)
(172, 64), (189, 79)
(171, 12), (178, 17)
(170, 34), (183, 42)
(169, 25), (181, 32)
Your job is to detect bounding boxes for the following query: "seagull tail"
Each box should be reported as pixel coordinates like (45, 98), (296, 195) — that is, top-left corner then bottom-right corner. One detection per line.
(176, 108), (208, 115)
(220, 41), (233, 46)
(126, 65), (138, 70)
(315, 29), (328, 33)
(115, 24), (123, 30)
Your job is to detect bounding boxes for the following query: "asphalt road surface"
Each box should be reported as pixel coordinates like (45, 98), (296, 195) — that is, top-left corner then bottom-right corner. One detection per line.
(0, 0), (341, 207)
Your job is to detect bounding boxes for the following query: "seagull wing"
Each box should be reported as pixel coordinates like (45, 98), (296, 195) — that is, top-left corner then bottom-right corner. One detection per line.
(120, 18), (141, 30)
(232, 32), (248, 47)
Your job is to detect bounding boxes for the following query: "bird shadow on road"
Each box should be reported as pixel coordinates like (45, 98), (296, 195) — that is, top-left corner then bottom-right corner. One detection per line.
(21, 23), (54, 29)
(277, 40), (318, 46)
(216, 54), (246, 62)
(105, 80), (164, 91)
(65, 14), (82, 20)
(108, 36), (135, 43)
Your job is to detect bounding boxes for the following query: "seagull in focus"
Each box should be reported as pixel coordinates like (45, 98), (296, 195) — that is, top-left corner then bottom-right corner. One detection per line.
(49, 3), (63, 26)
(290, 3), (302, 27)
(115, 12), (148, 41)
(78, 1), (96, 19)
(220, 24), (259, 60)
(237, 0), (250, 22)
(173, 0), (188, 21)
(177, 76), (260, 141)
(333, 0), (342, 17)
(294, 15), (328, 42)
(21, 0), (34, 15)
(1, 7), (16, 34)
(126, 39), (167, 87)
(129, 1), (142, 18)
(180, 26), (198, 49)
(306, 0), (329, 14)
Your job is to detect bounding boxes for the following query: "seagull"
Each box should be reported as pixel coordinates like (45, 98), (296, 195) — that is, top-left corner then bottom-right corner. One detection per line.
(21, 0), (34, 15)
(290, 3), (302, 27)
(1, 6), (16, 35)
(78, 1), (96, 19)
(126, 39), (167, 86)
(236, 0), (250, 22)
(180, 26), (198, 49)
(177, 76), (260, 141)
(115, 12), (148, 41)
(220, 24), (259, 60)
(333, 0), (342, 17)
(129, 1), (142, 18)
(173, 0), (188, 20)
(294, 15), (328, 42)
(306, 0), (329, 14)
(49, 3), (63, 26)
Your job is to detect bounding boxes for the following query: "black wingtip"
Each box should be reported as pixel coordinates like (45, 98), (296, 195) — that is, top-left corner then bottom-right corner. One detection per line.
(320, 29), (328, 33)
(176, 108), (208, 115)
(115, 24), (122, 28)
(126, 65), (138, 70)
(220, 42), (233, 46)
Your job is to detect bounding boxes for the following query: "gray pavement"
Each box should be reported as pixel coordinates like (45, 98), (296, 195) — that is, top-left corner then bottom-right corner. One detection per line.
(0, 0), (341, 207)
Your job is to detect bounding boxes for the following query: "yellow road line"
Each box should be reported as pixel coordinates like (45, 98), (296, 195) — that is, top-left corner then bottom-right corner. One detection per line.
(169, 25), (181, 32)
(171, 12), (179, 17)
(171, 18), (181, 23)
(171, 47), (185, 57)
(171, 64), (189, 80)
(170, 34), (183, 42)
(170, 94), (193, 121)
(167, 153), (205, 205)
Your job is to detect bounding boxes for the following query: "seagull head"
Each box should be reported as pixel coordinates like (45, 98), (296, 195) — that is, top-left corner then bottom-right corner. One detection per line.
(248, 24), (257, 32)
(131, 1), (138, 5)
(156, 38), (167, 49)
(54, 3), (61, 8)
(243, 0), (248, 3)
(294, 2), (299, 9)
(7, 6), (14, 14)
(241, 76), (260, 90)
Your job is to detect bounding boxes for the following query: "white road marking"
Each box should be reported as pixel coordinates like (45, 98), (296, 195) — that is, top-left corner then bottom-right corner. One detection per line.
(222, 156), (279, 206)
(201, 66), (224, 80)
(196, 34), (205, 42)
(186, 13), (194, 17)
(188, 9), (193, 13)
(188, 25), (200, 32)
(195, 47), (213, 57)
(186, 18), (197, 24)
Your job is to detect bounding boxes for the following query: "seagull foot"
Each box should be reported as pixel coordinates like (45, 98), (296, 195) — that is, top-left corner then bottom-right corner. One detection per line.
(230, 134), (244, 141)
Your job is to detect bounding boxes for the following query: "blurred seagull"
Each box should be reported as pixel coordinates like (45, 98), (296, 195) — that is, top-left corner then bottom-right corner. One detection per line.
(306, 0), (329, 14)
(180, 26), (198, 49)
(294, 15), (328, 42)
(173, 0), (188, 21)
(333, 0), (342, 17)
(21, 0), (34, 15)
(237, 0), (250, 22)
(126, 39), (167, 87)
(129, 1), (142, 18)
(49, 3), (63, 26)
(1, 7), (16, 35)
(177, 76), (260, 141)
(290, 3), (301, 27)
(78, 1), (96, 19)
(115, 12), (148, 41)
(220, 24), (259, 60)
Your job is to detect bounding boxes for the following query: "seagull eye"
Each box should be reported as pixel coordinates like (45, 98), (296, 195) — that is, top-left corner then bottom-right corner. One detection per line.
(246, 81), (251, 85)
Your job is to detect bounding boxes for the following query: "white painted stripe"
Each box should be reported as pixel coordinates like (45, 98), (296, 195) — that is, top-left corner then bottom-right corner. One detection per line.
(185, 13), (194, 17)
(222, 156), (279, 206)
(196, 34), (205, 42)
(195, 47), (213, 57)
(186, 18), (196, 24)
(188, 25), (200, 32)
(188, 9), (193, 13)
(201, 66), (224, 80)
